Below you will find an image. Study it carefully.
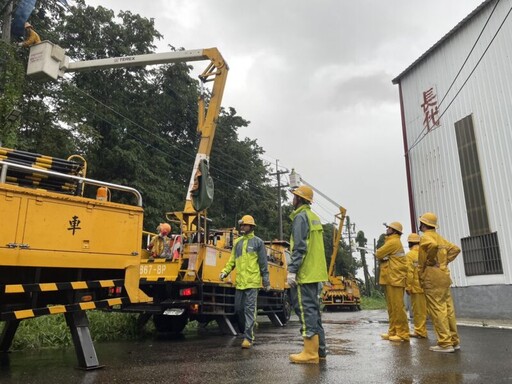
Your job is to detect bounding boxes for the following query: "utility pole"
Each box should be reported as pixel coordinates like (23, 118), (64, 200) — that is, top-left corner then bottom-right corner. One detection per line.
(374, 238), (379, 292)
(343, 216), (356, 272)
(1, 0), (13, 43)
(269, 160), (288, 240)
(355, 230), (372, 296)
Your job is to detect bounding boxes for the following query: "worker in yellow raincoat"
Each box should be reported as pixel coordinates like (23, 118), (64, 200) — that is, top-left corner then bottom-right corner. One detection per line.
(18, 22), (41, 48)
(418, 212), (461, 353)
(376, 222), (410, 342)
(147, 223), (172, 260)
(405, 233), (427, 338)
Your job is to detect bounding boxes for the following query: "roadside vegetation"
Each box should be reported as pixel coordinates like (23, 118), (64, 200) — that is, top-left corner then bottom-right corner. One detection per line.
(0, 311), (146, 350)
(1, 291), (386, 351)
(360, 291), (386, 310)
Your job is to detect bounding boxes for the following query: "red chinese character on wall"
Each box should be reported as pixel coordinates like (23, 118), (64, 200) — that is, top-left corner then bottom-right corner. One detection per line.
(421, 87), (440, 131)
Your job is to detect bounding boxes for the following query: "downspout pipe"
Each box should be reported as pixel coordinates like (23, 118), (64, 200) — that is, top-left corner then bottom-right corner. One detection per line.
(397, 81), (417, 233)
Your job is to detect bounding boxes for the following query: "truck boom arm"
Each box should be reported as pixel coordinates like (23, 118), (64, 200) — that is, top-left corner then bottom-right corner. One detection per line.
(27, 42), (229, 213)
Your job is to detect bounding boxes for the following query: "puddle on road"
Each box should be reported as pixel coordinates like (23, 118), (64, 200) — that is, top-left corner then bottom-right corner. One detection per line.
(326, 338), (356, 356)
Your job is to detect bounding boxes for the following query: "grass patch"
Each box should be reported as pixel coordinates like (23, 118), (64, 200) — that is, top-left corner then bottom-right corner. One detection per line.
(361, 291), (386, 310)
(0, 311), (151, 351)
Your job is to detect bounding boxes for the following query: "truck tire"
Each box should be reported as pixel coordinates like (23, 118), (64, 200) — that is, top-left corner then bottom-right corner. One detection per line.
(276, 291), (292, 324)
(153, 313), (188, 334)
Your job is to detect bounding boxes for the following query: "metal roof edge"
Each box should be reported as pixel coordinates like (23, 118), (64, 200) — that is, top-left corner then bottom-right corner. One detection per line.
(392, 0), (494, 84)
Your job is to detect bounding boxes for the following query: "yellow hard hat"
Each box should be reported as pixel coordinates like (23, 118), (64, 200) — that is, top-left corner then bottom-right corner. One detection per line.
(386, 221), (403, 234)
(291, 185), (314, 203)
(158, 223), (171, 234)
(407, 233), (421, 243)
(419, 212), (438, 228)
(239, 215), (256, 226)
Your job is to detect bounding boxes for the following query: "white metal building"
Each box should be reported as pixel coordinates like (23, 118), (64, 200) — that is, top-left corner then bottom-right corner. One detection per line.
(392, 0), (512, 319)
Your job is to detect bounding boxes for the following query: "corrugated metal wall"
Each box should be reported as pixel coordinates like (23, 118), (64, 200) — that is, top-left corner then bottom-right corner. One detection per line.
(398, 0), (512, 287)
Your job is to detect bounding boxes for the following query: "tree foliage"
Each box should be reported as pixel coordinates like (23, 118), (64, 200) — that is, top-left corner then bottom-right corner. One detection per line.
(1, 1), (283, 235)
(323, 223), (361, 277)
(0, 42), (25, 147)
(1, 2), (362, 279)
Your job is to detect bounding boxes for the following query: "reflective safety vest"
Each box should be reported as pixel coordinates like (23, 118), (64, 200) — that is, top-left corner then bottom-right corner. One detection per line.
(289, 205), (328, 284)
(221, 232), (270, 290)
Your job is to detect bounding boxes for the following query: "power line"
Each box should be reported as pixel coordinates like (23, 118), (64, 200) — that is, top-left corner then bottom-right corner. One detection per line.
(406, 0), (507, 155)
(59, 77), (268, 191)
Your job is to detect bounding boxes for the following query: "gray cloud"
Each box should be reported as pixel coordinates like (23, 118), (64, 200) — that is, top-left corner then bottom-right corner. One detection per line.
(86, 0), (483, 246)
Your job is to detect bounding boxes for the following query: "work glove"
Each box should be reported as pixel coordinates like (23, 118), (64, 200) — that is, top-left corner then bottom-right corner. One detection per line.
(287, 272), (297, 288)
(219, 272), (227, 280)
(263, 285), (271, 292)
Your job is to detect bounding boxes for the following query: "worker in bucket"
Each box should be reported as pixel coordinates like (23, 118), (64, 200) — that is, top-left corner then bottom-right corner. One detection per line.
(405, 233), (428, 339)
(376, 222), (410, 342)
(147, 223), (172, 261)
(220, 215), (270, 349)
(287, 185), (328, 364)
(18, 22), (41, 48)
(418, 212), (461, 353)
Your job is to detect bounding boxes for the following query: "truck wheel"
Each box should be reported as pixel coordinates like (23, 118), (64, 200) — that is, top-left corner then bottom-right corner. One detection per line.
(153, 313), (188, 334)
(276, 291), (292, 324)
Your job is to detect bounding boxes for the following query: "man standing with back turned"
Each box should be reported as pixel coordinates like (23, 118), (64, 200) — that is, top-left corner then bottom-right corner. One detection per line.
(376, 222), (410, 342)
(418, 212), (461, 353)
(287, 185), (328, 364)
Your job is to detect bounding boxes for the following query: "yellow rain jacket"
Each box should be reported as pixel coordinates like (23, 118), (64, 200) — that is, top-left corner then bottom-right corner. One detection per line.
(375, 234), (406, 286)
(418, 229), (461, 290)
(22, 28), (41, 48)
(405, 245), (423, 293)
(148, 234), (172, 258)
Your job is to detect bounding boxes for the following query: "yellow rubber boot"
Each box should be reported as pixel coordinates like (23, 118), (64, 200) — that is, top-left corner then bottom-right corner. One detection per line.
(290, 335), (320, 364)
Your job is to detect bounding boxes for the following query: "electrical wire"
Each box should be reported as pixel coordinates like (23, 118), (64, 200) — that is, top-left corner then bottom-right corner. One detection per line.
(54, 87), (281, 204)
(406, 0), (507, 155)
(59, 77), (269, 191)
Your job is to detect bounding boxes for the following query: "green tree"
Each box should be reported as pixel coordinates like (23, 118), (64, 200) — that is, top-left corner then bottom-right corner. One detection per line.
(375, 233), (387, 292)
(207, 107), (282, 239)
(356, 230), (373, 296)
(3, 0), (285, 239)
(0, 42), (24, 147)
(323, 223), (361, 277)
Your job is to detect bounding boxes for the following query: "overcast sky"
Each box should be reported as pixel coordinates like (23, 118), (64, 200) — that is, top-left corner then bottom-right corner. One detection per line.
(85, 0), (484, 248)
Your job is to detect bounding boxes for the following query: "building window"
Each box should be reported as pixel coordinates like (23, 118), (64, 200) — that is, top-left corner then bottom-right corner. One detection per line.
(454, 114), (490, 236)
(455, 115), (503, 276)
(461, 232), (503, 276)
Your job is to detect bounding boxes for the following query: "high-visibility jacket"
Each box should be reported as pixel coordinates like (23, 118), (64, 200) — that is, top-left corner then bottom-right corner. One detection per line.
(288, 204), (328, 284)
(222, 232), (270, 290)
(375, 234), (405, 286)
(418, 229), (460, 290)
(405, 245), (423, 293)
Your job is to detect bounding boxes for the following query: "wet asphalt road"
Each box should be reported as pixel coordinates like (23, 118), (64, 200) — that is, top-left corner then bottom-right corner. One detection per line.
(1, 309), (511, 384)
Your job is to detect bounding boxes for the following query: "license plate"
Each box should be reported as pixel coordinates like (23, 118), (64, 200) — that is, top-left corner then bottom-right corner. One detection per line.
(163, 308), (185, 316)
